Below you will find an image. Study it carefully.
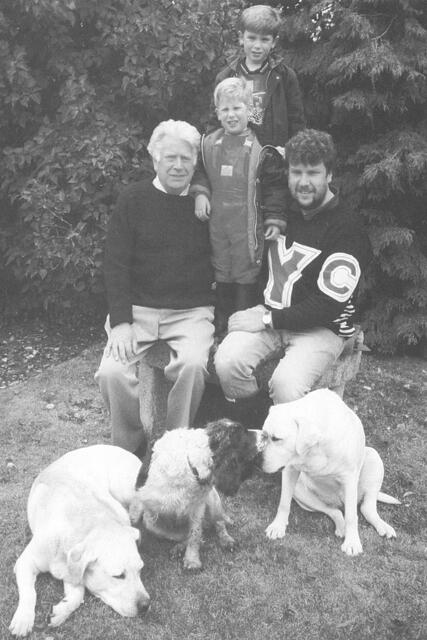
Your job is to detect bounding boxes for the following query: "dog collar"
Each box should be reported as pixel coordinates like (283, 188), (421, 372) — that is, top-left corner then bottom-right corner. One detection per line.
(187, 456), (211, 486)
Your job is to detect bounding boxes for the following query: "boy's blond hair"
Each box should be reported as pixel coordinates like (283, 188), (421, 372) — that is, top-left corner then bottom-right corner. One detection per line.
(214, 77), (253, 108)
(238, 4), (282, 37)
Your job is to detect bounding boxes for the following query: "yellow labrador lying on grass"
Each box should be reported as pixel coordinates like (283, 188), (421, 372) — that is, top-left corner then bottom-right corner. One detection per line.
(9, 445), (150, 637)
(130, 419), (264, 570)
(261, 389), (399, 556)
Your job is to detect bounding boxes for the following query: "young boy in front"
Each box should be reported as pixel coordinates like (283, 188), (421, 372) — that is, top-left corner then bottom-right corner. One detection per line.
(192, 77), (287, 337)
(213, 4), (305, 148)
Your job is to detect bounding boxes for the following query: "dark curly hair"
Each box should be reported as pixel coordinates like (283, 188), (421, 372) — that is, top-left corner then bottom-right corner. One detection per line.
(285, 129), (336, 173)
(205, 419), (260, 496)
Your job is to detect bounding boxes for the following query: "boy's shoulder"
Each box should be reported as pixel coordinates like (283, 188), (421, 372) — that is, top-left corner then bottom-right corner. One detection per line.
(203, 127), (225, 145)
(202, 128), (257, 153)
(266, 53), (299, 81)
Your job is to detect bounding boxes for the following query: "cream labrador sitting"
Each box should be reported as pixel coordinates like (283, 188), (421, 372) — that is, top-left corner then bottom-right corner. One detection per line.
(9, 445), (150, 637)
(261, 389), (399, 556)
(130, 419), (264, 570)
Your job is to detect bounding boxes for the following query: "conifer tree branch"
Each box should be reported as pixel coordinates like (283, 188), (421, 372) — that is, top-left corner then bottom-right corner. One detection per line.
(371, 16), (397, 42)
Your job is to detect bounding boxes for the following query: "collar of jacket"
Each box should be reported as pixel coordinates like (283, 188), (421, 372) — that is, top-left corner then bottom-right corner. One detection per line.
(227, 52), (286, 74)
(201, 128), (282, 182)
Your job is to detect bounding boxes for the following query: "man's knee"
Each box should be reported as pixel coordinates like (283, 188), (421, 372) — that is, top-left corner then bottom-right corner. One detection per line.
(95, 354), (131, 386)
(268, 367), (311, 404)
(214, 342), (258, 400)
(170, 349), (210, 378)
(214, 343), (238, 386)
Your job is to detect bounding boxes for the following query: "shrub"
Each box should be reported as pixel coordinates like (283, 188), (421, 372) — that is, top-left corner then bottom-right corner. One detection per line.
(1, 0), (426, 352)
(0, 0), (243, 319)
(279, 0), (427, 352)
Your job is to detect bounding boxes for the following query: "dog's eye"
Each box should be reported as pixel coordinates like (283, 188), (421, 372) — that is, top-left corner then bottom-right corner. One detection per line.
(113, 572), (126, 580)
(271, 436), (281, 442)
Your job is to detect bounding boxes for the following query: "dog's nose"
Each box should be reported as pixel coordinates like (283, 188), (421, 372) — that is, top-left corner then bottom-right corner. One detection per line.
(257, 431), (268, 451)
(137, 599), (150, 616)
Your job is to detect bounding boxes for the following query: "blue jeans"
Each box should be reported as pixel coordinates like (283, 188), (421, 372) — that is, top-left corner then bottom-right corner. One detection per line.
(214, 326), (346, 404)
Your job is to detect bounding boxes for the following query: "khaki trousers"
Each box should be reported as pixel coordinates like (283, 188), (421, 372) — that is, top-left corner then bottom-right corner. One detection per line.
(95, 305), (214, 452)
(214, 326), (346, 404)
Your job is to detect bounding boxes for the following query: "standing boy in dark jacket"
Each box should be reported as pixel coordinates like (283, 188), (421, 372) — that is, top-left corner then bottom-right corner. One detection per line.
(213, 4), (305, 148)
(191, 77), (287, 337)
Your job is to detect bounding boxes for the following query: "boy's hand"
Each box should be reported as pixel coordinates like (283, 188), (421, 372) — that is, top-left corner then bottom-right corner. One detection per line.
(195, 194), (211, 221)
(264, 224), (281, 241)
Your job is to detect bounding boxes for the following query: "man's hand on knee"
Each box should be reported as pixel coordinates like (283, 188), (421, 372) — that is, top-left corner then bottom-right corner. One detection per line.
(228, 305), (266, 333)
(106, 322), (138, 363)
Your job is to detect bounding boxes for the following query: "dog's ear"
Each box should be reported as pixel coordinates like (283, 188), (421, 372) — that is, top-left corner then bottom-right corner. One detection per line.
(295, 415), (321, 457)
(205, 419), (247, 457)
(67, 540), (97, 584)
(188, 450), (213, 485)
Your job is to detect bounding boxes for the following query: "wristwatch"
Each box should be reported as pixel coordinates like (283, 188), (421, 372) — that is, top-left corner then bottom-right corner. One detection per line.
(262, 308), (273, 329)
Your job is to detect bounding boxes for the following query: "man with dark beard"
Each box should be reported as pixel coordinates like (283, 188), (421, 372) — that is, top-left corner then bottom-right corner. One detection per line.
(214, 128), (370, 409)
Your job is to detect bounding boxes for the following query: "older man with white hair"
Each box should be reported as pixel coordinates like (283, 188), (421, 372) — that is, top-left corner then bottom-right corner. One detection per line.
(96, 120), (215, 454)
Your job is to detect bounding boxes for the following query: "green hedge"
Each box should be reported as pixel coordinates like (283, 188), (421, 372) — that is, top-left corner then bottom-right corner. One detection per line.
(1, 0), (426, 353)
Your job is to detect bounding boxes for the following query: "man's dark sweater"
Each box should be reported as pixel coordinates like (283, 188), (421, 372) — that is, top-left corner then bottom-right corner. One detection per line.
(264, 193), (371, 338)
(104, 180), (214, 327)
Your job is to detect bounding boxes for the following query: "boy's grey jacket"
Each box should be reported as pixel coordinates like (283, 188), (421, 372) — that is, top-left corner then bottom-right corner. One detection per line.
(213, 54), (305, 146)
(191, 128), (288, 268)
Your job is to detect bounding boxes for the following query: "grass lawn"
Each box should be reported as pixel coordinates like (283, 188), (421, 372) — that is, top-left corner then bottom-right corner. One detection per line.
(0, 344), (426, 640)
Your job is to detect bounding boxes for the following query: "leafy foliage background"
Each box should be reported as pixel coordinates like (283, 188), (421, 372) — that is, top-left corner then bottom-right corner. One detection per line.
(0, 0), (426, 353)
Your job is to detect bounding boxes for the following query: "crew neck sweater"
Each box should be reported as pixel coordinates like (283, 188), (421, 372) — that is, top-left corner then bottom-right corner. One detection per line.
(104, 180), (214, 327)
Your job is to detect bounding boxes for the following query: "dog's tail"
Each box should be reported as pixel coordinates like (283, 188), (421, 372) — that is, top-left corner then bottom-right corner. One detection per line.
(377, 491), (401, 505)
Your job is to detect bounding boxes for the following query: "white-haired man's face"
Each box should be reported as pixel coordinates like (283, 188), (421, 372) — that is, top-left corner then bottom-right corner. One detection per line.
(153, 136), (196, 195)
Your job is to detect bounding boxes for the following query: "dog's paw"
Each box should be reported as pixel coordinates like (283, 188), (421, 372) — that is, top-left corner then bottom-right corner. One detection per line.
(9, 607), (35, 637)
(49, 601), (72, 628)
(341, 536), (363, 556)
(218, 532), (235, 551)
(183, 556), (203, 571)
(375, 520), (396, 539)
(334, 522), (345, 538)
(222, 512), (234, 526)
(265, 519), (287, 540)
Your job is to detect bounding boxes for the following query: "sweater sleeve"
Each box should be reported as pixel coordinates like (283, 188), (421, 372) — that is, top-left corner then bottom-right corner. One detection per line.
(104, 188), (135, 327)
(284, 66), (306, 138)
(189, 153), (212, 199)
(259, 148), (288, 231)
(271, 286), (347, 331)
(269, 219), (370, 331)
